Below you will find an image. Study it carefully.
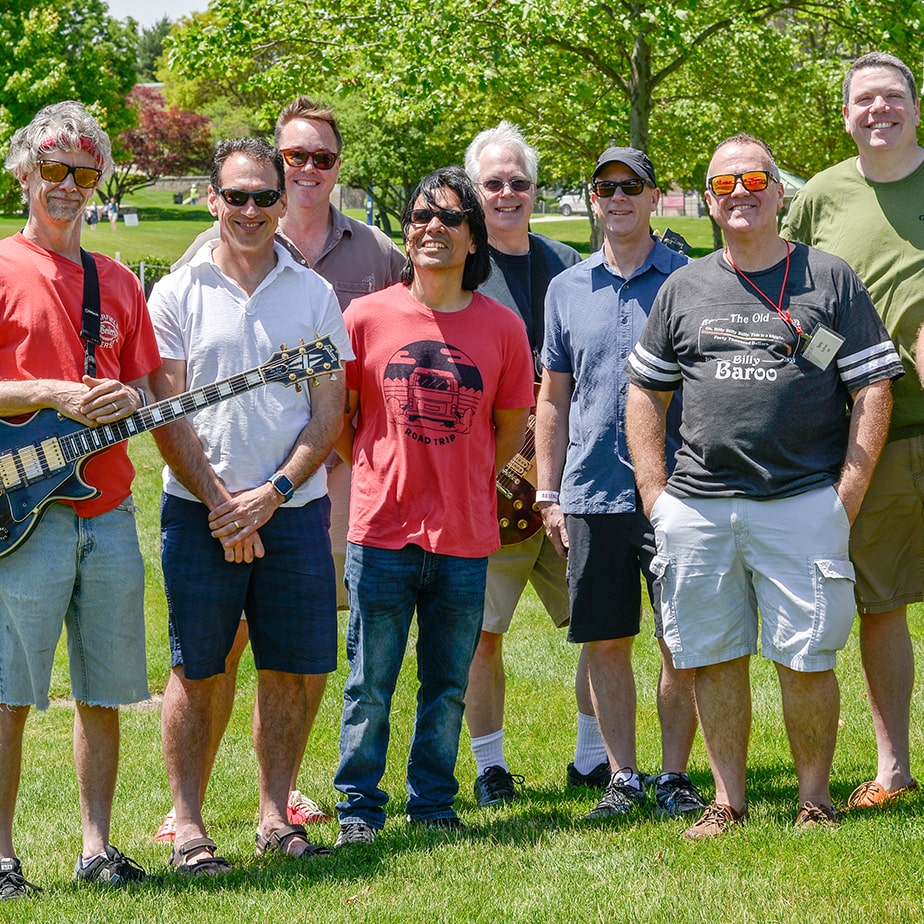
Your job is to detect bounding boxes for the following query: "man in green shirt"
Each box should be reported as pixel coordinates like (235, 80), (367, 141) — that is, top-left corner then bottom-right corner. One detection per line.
(783, 51), (923, 809)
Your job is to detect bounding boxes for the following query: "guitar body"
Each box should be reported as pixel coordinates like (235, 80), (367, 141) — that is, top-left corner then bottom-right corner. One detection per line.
(496, 414), (542, 546)
(0, 410), (99, 556)
(496, 476), (543, 546)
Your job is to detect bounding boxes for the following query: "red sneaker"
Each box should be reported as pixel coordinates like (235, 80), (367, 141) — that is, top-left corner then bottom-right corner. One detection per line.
(287, 790), (331, 825)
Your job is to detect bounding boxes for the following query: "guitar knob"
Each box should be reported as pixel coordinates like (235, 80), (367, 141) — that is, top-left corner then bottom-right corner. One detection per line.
(499, 517), (510, 528)
(513, 500), (523, 510)
(531, 502), (540, 512)
(0, 528), (8, 540)
(517, 519), (528, 530)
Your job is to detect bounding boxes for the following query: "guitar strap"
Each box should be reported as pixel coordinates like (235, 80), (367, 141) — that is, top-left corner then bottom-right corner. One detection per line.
(79, 248), (102, 377)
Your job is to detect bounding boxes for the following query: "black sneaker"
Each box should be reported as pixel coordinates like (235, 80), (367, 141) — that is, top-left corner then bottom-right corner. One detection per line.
(654, 772), (707, 818)
(0, 858), (42, 900)
(584, 770), (647, 820)
(567, 761), (611, 789)
(73, 845), (146, 885)
(407, 815), (465, 831)
(335, 822), (377, 847)
(473, 765), (523, 806)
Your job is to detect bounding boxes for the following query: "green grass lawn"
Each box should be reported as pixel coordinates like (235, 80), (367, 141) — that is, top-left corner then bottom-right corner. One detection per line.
(4, 192), (924, 923)
(9, 434), (924, 924)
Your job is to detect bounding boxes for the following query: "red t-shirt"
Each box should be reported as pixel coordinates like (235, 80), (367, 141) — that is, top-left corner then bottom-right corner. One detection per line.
(0, 233), (161, 516)
(344, 284), (534, 557)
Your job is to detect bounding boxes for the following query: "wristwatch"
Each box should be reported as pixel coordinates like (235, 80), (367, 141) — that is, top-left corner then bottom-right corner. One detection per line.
(268, 471), (295, 503)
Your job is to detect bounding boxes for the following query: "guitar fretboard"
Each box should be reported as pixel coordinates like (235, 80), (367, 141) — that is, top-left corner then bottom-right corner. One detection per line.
(58, 369), (269, 463)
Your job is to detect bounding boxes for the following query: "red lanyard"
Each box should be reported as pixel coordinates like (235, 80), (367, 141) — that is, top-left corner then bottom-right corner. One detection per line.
(725, 241), (801, 336)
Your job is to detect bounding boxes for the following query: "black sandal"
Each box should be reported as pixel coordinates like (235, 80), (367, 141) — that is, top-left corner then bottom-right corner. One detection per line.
(169, 836), (232, 876)
(254, 823), (332, 858)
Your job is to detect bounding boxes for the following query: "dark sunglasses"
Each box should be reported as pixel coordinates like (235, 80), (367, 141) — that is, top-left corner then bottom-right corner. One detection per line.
(480, 178), (533, 193)
(280, 149), (339, 170)
(707, 171), (778, 195)
(38, 159), (102, 189)
(217, 187), (282, 208)
(592, 178), (648, 198)
(409, 208), (468, 227)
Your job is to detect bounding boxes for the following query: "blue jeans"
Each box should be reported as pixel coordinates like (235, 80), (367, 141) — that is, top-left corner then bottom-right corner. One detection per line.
(0, 500), (147, 709)
(335, 542), (488, 828)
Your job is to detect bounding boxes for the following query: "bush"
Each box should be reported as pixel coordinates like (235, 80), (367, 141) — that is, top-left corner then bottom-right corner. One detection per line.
(122, 254), (173, 296)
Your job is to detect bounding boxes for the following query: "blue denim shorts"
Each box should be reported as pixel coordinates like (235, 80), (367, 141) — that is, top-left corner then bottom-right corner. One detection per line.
(0, 500), (149, 709)
(649, 486), (855, 671)
(161, 493), (337, 680)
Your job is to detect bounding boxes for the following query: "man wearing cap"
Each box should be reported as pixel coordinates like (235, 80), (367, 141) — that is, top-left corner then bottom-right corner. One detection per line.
(536, 146), (702, 822)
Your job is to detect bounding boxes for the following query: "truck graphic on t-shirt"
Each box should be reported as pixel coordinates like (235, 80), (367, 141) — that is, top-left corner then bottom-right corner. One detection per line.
(405, 367), (459, 426)
(384, 341), (483, 436)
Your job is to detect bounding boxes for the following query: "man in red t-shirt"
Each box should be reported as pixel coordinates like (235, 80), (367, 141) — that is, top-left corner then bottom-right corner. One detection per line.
(332, 167), (534, 846)
(0, 101), (160, 896)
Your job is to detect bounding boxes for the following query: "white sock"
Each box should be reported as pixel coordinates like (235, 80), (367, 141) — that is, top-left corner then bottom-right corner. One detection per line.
(79, 852), (106, 868)
(573, 711), (607, 775)
(471, 729), (507, 775)
(613, 767), (643, 790)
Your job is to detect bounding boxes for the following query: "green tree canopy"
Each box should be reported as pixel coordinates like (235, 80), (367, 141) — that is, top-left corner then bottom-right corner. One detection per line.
(165, 0), (923, 230)
(0, 0), (137, 209)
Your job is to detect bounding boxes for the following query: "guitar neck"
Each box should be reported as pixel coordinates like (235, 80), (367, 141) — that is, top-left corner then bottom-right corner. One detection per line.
(58, 366), (278, 464)
(499, 414), (537, 481)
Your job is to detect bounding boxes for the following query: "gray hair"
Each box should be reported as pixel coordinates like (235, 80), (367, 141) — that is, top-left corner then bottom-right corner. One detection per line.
(465, 120), (539, 185)
(710, 132), (780, 180)
(843, 52), (918, 107)
(5, 101), (114, 193)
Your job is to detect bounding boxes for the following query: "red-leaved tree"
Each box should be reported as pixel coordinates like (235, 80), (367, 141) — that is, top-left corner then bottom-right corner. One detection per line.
(104, 85), (213, 205)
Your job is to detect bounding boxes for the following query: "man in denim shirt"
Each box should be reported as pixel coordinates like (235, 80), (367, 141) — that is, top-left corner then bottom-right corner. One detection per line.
(535, 147), (702, 822)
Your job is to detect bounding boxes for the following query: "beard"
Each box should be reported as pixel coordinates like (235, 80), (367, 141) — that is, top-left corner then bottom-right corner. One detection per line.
(45, 195), (86, 222)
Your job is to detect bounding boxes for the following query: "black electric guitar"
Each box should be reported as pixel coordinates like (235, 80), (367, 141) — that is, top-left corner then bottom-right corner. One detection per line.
(496, 414), (542, 546)
(0, 336), (342, 559)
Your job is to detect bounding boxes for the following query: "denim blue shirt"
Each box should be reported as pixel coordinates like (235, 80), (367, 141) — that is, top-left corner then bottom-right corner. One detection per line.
(542, 240), (689, 514)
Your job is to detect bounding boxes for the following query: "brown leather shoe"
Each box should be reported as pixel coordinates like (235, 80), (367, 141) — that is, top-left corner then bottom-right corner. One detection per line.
(683, 801), (748, 839)
(847, 778), (918, 810)
(794, 801), (840, 829)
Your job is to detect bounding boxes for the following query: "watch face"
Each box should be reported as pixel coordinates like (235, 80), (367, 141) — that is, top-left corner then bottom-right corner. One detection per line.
(271, 473), (295, 501)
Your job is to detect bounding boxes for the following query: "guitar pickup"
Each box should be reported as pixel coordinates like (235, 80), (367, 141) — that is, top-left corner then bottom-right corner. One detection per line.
(40, 438), (66, 471)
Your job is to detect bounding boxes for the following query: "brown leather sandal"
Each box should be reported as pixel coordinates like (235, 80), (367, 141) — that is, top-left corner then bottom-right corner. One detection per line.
(254, 823), (332, 858)
(169, 836), (232, 876)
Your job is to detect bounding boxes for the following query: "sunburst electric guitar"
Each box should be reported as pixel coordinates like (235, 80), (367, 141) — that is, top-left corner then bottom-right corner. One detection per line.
(496, 414), (542, 546)
(0, 336), (342, 559)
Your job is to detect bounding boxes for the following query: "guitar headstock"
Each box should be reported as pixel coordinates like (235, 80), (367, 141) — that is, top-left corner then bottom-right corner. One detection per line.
(261, 335), (343, 388)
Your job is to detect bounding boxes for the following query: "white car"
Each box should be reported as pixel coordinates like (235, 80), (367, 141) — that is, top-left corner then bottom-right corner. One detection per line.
(557, 192), (589, 216)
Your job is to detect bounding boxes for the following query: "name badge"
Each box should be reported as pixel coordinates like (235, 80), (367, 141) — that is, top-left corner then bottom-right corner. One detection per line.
(802, 323), (844, 370)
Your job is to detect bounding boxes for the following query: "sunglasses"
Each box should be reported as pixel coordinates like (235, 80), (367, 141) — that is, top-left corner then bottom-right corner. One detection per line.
(707, 171), (778, 195)
(38, 159), (102, 189)
(592, 179), (648, 198)
(480, 178), (533, 193)
(280, 149), (339, 170)
(409, 208), (468, 227)
(217, 187), (282, 207)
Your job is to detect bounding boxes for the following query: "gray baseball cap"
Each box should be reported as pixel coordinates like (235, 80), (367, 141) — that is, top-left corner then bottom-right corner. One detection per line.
(592, 146), (657, 187)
